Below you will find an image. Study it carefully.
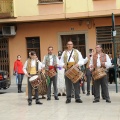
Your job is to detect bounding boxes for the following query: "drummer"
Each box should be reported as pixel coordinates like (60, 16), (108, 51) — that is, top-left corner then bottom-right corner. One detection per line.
(60, 40), (84, 103)
(89, 44), (111, 103)
(23, 51), (43, 106)
(42, 46), (59, 101)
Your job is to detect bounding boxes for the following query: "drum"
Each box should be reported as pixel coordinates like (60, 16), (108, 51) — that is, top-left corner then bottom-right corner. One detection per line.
(32, 72), (47, 95)
(29, 75), (41, 89)
(92, 67), (107, 80)
(46, 69), (56, 78)
(65, 65), (83, 83)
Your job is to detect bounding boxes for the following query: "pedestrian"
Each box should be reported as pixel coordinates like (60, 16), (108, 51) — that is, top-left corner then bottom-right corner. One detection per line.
(108, 54), (115, 84)
(57, 51), (66, 96)
(13, 55), (24, 93)
(85, 49), (94, 95)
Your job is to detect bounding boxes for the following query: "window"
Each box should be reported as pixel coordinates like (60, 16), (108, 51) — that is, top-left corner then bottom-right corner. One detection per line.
(96, 26), (120, 55)
(39, 0), (63, 4)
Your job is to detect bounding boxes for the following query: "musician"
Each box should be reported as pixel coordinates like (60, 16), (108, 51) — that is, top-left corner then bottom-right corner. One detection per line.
(42, 46), (59, 100)
(60, 40), (84, 103)
(23, 51), (43, 106)
(89, 44), (111, 103)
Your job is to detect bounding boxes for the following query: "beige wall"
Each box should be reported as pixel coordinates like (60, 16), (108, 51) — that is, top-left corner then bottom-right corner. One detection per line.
(0, 0), (120, 23)
(14, 0), (39, 17)
(116, 0), (120, 9)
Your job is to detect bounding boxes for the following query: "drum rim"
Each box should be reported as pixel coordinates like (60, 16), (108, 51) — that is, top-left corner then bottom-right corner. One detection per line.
(29, 75), (38, 81)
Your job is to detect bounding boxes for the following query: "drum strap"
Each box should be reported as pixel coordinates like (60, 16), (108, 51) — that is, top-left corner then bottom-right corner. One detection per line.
(36, 61), (38, 72)
(67, 49), (73, 65)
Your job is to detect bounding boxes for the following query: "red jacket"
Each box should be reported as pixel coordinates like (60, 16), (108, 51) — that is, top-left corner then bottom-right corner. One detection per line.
(14, 60), (24, 74)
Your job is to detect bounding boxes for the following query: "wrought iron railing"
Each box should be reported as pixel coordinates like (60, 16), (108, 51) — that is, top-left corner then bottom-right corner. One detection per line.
(0, 0), (14, 17)
(39, 0), (63, 3)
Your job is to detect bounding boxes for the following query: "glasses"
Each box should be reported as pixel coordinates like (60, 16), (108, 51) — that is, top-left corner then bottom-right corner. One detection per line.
(95, 47), (100, 49)
(67, 44), (73, 45)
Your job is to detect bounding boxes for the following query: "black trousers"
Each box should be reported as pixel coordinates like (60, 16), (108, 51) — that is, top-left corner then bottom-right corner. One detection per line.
(94, 75), (110, 101)
(86, 68), (92, 93)
(27, 75), (39, 102)
(109, 68), (115, 84)
(65, 76), (80, 100)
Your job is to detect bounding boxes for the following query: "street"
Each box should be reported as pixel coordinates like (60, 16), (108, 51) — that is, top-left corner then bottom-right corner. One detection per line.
(0, 83), (120, 120)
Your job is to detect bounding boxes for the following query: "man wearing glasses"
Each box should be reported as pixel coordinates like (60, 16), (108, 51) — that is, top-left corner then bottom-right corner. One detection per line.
(60, 41), (84, 103)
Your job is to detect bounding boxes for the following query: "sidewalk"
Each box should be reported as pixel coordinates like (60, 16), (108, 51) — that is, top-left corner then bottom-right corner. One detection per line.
(0, 90), (120, 120)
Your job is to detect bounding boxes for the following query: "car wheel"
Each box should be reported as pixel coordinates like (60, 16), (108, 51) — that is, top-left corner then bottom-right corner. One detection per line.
(3, 87), (7, 89)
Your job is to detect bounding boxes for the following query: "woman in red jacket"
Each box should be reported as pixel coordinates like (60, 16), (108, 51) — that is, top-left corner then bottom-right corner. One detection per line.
(14, 55), (24, 93)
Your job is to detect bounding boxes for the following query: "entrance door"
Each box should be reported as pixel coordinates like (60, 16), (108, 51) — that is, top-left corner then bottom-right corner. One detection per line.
(26, 37), (41, 60)
(0, 38), (9, 72)
(61, 34), (86, 58)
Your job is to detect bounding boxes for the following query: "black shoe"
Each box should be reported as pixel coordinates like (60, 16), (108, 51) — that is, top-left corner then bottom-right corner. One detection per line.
(41, 96), (46, 99)
(55, 96), (59, 100)
(47, 98), (51, 100)
(83, 91), (85, 94)
(20, 90), (24, 93)
(106, 100), (111, 103)
(86, 93), (90, 96)
(36, 101), (43, 105)
(62, 93), (66, 96)
(58, 93), (61, 96)
(71, 95), (74, 98)
(102, 97), (106, 100)
(75, 99), (83, 103)
(28, 101), (32, 106)
(18, 90), (20, 93)
(66, 99), (71, 104)
(93, 100), (99, 103)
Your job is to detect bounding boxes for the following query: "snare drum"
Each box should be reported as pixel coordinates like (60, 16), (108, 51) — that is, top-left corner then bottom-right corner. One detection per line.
(92, 67), (107, 80)
(46, 69), (56, 78)
(65, 65), (83, 83)
(29, 75), (41, 89)
(32, 72), (47, 95)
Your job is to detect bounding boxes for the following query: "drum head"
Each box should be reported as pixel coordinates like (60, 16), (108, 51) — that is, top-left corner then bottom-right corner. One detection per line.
(29, 75), (38, 81)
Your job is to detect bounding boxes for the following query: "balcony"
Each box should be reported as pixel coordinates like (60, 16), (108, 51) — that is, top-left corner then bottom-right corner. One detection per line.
(39, 0), (63, 4)
(0, 0), (14, 18)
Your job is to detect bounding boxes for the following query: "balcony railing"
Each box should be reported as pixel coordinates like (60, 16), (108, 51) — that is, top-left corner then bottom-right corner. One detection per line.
(39, 0), (63, 3)
(0, 0), (14, 18)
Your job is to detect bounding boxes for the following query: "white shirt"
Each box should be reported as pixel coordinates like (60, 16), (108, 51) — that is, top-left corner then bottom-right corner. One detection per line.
(83, 57), (88, 64)
(23, 59), (42, 74)
(42, 55), (59, 67)
(60, 49), (84, 67)
(89, 54), (112, 69)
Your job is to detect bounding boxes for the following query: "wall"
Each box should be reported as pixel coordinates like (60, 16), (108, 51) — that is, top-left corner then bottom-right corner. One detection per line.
(8, 17), (120, 78)
(0, 0), (119, 23)
(14, 0), (39, 17)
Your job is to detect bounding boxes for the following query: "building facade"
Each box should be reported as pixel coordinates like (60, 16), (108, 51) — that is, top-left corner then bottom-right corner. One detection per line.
(0, 0), (120, 78)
